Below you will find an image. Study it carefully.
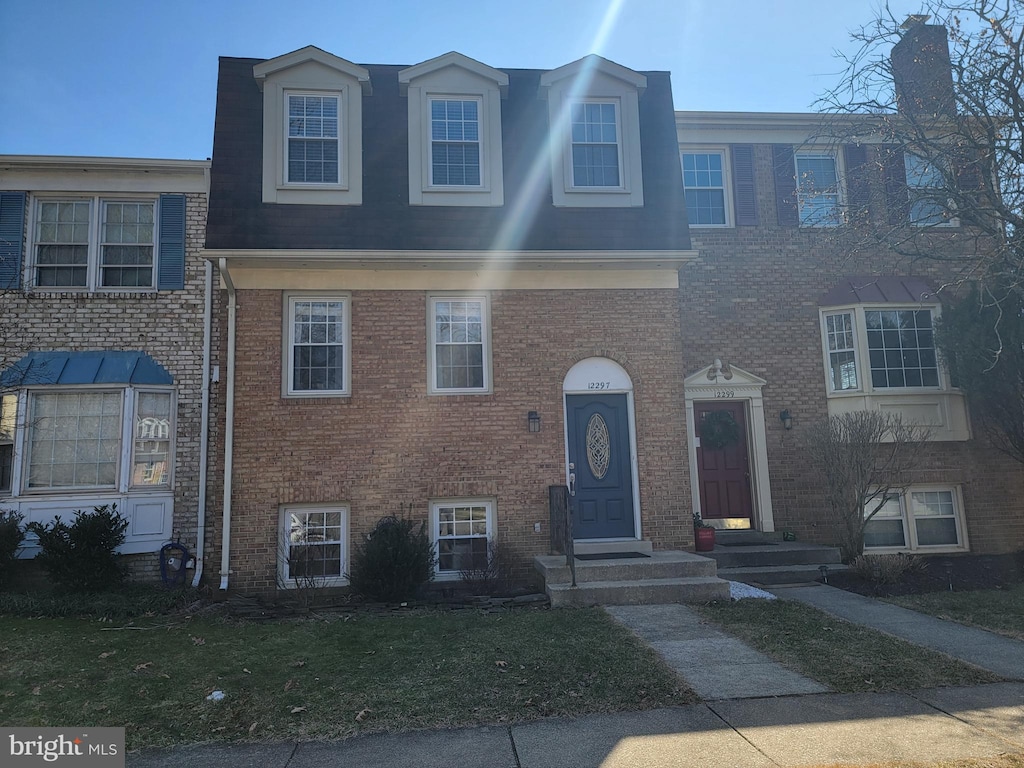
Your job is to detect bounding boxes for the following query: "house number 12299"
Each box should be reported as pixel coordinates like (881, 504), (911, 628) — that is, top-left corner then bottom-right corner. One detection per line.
(714, 390), (735, 398)
(588, 381), (612, 390)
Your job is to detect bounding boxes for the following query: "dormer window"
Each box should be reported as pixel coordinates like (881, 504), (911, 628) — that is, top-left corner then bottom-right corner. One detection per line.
(253, 46), (370, 206)
(539, 55), (645, 208)
(399, 52), (507, 207)
(287, 93), (340, 184)
(570, 101), (621, 187)
(430, 98), (481, 186)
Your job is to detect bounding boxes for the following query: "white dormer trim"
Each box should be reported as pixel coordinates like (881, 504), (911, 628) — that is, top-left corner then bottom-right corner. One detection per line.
(539, 55), (646, 208)
(254, 46), (370, 206)
(399, 52), (507, 207)
(254, 46), (372, 95)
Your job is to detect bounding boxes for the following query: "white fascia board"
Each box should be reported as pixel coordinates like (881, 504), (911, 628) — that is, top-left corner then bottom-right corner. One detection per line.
(0, 156), (209, 193)
(398, 51), (509, 96)
(253, 46), (371, 94)
(540, 55), (647, 93)
(203, 248), (697, 270)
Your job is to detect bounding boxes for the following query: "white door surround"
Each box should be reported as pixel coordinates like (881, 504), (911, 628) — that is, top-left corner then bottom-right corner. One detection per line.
(562, 357), (642, 541)
(684, 360), (775, 532)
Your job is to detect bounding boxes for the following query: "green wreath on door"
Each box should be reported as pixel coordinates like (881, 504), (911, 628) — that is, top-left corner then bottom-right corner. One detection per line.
(701, 410), (741, 450)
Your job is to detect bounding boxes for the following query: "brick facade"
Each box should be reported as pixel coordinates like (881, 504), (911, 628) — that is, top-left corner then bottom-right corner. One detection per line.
(0, 166), (212, 580)
(676, 141), (1024, 554)
(214, 288), (692, 591)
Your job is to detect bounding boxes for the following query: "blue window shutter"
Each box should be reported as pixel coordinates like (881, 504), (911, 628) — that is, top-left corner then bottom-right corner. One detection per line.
(157, 194), (186, 290)
(0, 192), (26, 290)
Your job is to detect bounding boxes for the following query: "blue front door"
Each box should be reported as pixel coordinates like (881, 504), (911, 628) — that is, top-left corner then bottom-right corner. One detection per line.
(566, 393), (636, 539)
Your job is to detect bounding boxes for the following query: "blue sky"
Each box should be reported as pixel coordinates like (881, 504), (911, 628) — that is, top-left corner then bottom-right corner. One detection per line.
(0, 0), (919, 160)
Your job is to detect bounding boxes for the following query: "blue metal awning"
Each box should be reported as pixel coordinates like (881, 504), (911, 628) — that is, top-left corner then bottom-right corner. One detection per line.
(0, 351), (173, 388)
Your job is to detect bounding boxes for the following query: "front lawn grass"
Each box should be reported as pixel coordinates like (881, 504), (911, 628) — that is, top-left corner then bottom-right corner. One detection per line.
(888, 585), (1024, 640)
(0, 608), (695, 748)
(694, 598), (1002, 692)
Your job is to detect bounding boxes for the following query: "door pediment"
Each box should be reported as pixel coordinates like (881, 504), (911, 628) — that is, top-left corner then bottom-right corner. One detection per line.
(684, 361), (766, 400)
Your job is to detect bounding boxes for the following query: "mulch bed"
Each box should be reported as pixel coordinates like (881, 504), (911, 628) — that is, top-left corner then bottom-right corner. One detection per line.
(828, 552), (1024, 597)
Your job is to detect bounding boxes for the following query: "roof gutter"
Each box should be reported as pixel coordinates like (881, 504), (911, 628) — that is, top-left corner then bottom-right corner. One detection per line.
(218, 257), (237, 592)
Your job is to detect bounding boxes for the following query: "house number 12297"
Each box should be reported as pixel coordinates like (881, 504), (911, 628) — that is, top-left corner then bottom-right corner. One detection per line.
(714, 390), (735, 398)
(588, 381), (612, 390)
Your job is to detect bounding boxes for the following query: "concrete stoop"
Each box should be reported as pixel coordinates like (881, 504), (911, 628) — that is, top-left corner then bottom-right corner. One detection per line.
(707, 534), (847, 585)
(534, 549), (730, 606)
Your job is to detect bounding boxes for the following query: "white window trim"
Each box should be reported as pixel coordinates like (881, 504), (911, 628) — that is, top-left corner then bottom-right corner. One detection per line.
(284, 91), (343, 187)
(568, 98), (625, 191)
(795, 149), (845, 228)
(430, 497), (496, 581)
(427, 293), (492, 396)
(427, 95), (485, 190)
(864, 485), (968, 554)
(820, 304), (949, 396)
(283, 292), (352, 398)
(11, 385), (175, 497)
(278, 503), (350, 588)
(904, 153), (959, 228)
(28, 195), (159, 292)
(680, 146), (734, 228)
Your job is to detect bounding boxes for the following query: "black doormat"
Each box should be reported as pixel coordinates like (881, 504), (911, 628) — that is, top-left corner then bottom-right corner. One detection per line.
(716, 539), (779, 547)
(575, 551), (651, 560)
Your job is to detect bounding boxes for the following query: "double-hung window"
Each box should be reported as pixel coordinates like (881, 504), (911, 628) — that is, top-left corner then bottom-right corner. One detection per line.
(286, 295), (350, 397)
(428, 295), (490, 394)
(795, 152), (840, 226)
(822, 307), (939, 393)
(432, 499), (494, 577)
(864, 487), (966, 551)
(22, 388), (173, 493)
(31, 196), (175, 291)
(904, 153), (954, 226)
(430, 98), (481, 186)
(0, 394), (15, 495)
(570, 101), (621, 187)
(287, 93), (341, 185)
(681, 150), (728, 226)
(280, 505), (348, 586)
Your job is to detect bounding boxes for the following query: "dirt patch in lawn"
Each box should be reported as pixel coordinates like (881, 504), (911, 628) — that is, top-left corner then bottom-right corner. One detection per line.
(829, 552), (1024, 597)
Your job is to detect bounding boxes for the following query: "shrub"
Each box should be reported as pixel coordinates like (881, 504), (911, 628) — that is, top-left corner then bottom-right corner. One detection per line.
(0, 509), (25, 589)
(459, 540), (516, 596)
(850, 553), (925, 585)
(26, 504), (128, 592)
(348, 516), (435, 603)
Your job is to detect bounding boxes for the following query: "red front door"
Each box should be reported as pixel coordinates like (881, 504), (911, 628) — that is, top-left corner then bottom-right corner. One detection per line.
(695, 401), (753, 527)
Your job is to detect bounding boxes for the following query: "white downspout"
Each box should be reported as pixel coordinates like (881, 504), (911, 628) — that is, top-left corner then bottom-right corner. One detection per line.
(191, 258), (212, 588)
(219, 258), (237, 591)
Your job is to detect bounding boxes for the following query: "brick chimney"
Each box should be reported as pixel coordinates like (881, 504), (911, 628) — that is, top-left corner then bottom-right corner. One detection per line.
(890, 16), (956, 117)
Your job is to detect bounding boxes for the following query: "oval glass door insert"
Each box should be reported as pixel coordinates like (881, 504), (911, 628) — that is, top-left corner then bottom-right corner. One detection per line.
(586, 413), (611, 480)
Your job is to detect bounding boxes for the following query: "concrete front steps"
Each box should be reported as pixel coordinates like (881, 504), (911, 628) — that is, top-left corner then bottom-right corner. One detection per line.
(707, 531), (847, 585)
(535, 544), (730, 607)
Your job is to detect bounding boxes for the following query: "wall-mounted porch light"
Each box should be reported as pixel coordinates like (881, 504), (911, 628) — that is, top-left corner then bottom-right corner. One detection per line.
(780, 409), (793, 430)
(528, 411), (541, 433)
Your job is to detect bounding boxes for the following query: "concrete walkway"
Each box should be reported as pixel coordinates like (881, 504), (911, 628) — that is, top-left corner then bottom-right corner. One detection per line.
(128, 684), (1024, 767)
(605, 603), (828, 699)
(126, 588), (1024, 767)
(774, 583), (1024, 680)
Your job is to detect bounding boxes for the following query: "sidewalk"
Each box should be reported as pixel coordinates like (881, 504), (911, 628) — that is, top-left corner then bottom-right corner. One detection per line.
(774, 583), (1024, 680)
(127, 588), (1024, 767)
(127, 684), (1024, 767)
